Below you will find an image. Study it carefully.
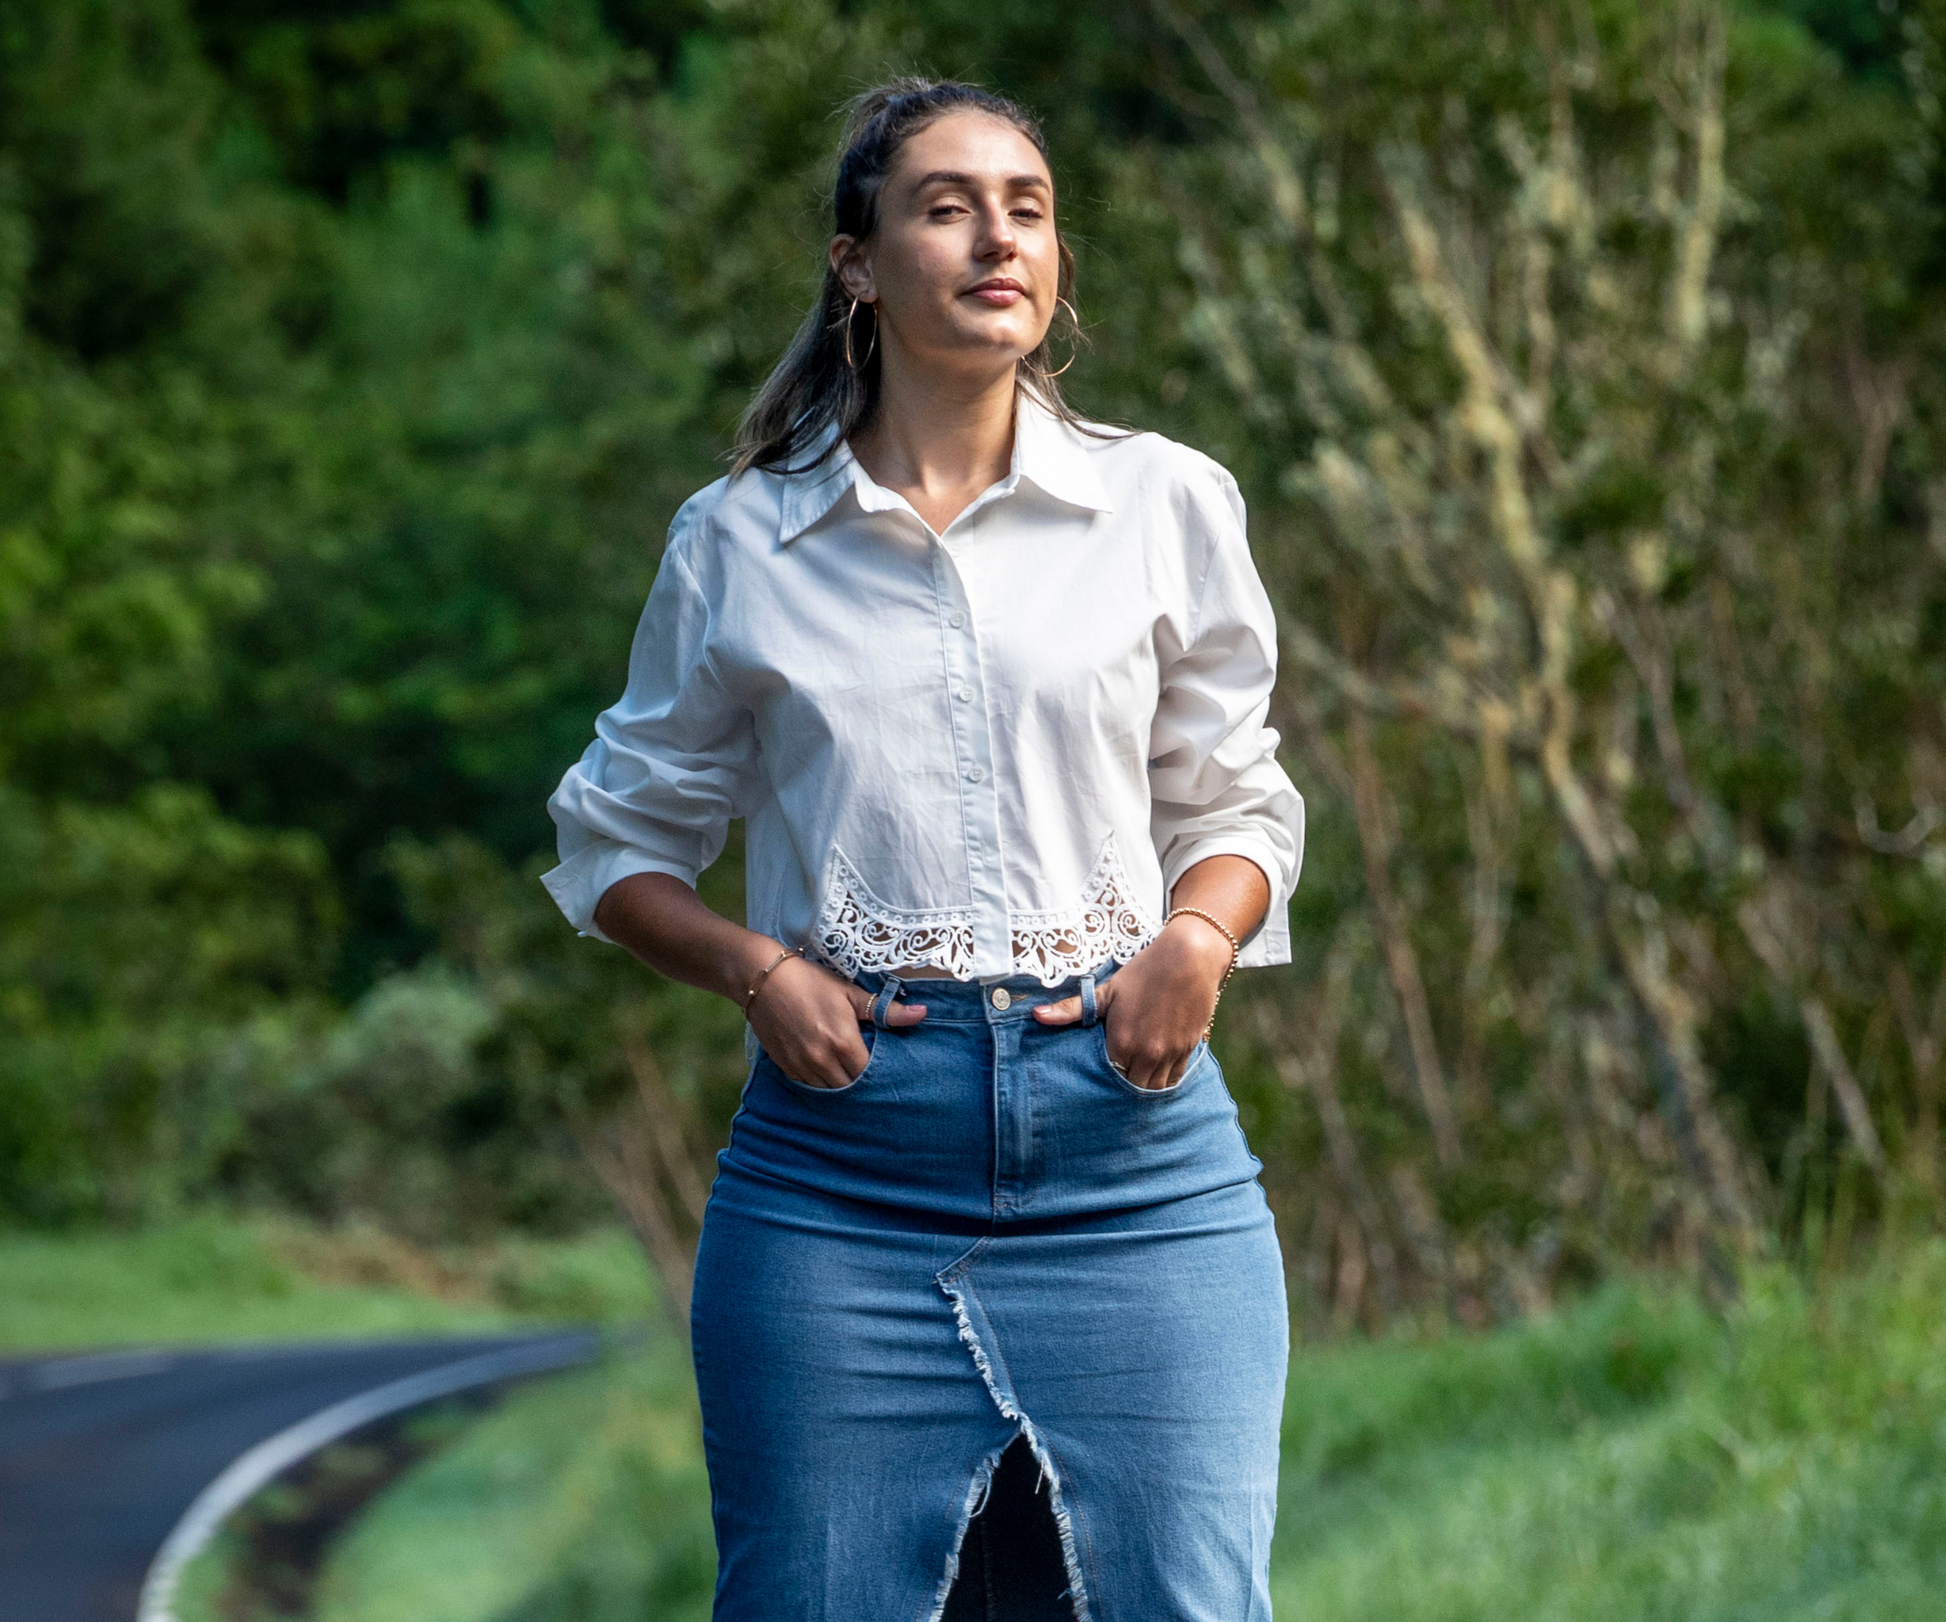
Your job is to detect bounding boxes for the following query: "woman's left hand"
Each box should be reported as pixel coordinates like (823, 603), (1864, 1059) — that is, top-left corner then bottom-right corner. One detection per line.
(1033, 913), (1236, 1090)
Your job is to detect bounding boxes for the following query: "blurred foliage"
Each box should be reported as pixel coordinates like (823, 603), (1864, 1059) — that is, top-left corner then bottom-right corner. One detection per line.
(1142, 0), (1946, 1322)
(3, 0), (1945, 1330)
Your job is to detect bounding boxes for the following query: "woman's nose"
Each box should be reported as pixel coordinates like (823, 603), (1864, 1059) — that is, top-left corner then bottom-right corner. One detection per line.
(975, 204), (1017, 258)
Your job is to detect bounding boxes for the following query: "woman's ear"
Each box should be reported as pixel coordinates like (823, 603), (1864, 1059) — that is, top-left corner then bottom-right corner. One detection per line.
(829, 235), (876, 303)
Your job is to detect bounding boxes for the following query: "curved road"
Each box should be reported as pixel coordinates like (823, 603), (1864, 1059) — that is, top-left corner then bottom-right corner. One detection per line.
(0, 1333), (594, 1622)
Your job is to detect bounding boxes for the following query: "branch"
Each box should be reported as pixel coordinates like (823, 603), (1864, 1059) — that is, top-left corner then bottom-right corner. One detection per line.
(1347, 707), (1463, 1165)
(1599, 586), (1699, 816)
(1886, 953), (1946, 1188)
(1854, 793), (1944, 856)
(1277, 621), (1539, 749)
(1800, 996), (1889, 1179)
(569, 1104), (694, 1331)
(1384, 162), (1549, 582)
(1383, 153), (1757, 1247)
(622, 1039), (711, 1227)
(1150, 0), (1360, 340)
(1270, 927), (1402, 1315)
(1668, 4), (1727, 358)
(1736, 892), (1888, 1184)
(1458, 775), (1510, 1113)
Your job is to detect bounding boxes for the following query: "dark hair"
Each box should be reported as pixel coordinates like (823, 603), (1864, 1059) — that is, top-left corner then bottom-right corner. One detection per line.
(730, 78), (1102, 478)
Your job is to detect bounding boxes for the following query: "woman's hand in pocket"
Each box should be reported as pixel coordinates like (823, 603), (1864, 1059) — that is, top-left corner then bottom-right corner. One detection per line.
(745, 957), (928, 1088)
(1032, 918), (1232, 1090)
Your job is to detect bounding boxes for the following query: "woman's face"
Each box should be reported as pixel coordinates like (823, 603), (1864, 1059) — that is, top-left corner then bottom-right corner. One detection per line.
(834, 111), (1060, 378)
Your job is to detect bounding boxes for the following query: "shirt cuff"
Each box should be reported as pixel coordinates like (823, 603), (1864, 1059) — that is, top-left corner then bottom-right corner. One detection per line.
(540, 839), (700, 944)
(1159, 835), (1292, 969)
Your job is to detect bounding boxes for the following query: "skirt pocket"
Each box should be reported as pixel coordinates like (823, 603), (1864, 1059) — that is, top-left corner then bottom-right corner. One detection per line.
(769, 1023), (880, 1097)
(1092, 1022), (1209, 1099)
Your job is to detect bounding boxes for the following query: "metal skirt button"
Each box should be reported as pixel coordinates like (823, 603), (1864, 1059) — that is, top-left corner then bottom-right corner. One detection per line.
(990, 986), (1013, 1010)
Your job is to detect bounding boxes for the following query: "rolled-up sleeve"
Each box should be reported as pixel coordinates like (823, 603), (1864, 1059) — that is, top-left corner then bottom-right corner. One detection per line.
(1148, 465), (1305, 967)
(541, 527), (759, 942)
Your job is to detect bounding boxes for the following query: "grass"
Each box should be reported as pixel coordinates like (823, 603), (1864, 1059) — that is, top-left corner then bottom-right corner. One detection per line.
(1268, 1254), (1946, 1620)
(314, 1335), (715, 1622)
(0, 1213), (659, 1354)
(173, 1399), (493, 1622)
(315, 1239), (1946, 1622)
(173, 1527), (248, 1622)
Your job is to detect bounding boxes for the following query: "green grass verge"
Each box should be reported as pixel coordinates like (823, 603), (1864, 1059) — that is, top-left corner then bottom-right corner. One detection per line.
(0, 1214), (658, 1353)
(172, 1528), (246, 1622)
(317, 1241), (1946, 1622)
(1270, 1252), (1946, 1620)
(315, 1335), (715, 1622)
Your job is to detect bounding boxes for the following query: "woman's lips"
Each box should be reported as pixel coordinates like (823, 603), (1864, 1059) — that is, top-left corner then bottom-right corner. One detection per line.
(965, 283), (1026, 305)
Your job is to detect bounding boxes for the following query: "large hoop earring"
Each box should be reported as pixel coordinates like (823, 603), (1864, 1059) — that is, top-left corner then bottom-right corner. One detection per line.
(1041, 296), (1081, 379)
(844, 298), (877, 372)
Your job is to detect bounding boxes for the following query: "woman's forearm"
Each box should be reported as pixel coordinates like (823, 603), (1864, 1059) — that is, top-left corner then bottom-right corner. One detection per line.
(1166, 853), (1271, 956)
(592, 871), (782, 1007)
(595, 870), (906, 1089)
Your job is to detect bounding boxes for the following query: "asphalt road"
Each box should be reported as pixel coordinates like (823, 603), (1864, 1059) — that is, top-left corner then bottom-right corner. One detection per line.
(0, 1334), (587, 1622)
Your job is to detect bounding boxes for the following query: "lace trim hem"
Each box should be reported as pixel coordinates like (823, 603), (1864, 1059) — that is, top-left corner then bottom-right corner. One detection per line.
(1007, 834), (1161, 984)
(806, 835), (1160, 987)
(808, 847), (978, 980)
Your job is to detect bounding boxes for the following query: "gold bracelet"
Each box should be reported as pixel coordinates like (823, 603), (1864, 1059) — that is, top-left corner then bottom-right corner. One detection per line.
(1164, 906), (1241, 1040)
(741, 946), (801, 1015)
(1164, 906), (1241, 979)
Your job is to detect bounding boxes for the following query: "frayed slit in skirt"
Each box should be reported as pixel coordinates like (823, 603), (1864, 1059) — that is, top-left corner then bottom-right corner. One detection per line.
(940, 1435), (1076, 1622)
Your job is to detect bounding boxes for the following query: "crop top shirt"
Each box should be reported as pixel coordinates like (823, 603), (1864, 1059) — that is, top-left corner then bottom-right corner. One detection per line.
(542, 392), (1305, 985)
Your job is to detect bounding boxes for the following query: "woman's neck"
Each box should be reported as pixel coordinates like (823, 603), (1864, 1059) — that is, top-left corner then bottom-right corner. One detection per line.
(849, 353), (1018, 537)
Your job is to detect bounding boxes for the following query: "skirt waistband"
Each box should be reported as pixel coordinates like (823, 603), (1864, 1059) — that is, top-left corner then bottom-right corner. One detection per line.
(851, 958), (1123, 1025)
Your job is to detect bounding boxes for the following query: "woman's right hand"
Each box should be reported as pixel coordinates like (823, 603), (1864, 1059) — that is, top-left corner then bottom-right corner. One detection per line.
(745, 955), (928, 1088)
(589, 874), (930, 1089)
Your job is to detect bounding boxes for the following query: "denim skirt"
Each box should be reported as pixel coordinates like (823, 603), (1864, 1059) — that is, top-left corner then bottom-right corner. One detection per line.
(690, 963), (1288, 1622)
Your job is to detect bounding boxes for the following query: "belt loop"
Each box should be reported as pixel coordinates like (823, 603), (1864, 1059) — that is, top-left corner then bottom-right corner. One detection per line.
(1079, 973), (1098, 1028)
(869, 974), (905, 1030)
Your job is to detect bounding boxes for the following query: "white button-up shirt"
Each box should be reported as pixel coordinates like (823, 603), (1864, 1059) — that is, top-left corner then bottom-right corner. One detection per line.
(542, 394), (1305, 984)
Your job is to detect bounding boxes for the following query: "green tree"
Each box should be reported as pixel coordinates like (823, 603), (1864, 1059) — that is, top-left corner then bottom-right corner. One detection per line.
(1134, 0), (1946, 1324)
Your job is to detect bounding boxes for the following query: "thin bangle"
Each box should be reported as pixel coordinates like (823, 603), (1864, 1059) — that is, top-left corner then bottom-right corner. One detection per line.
(1163, 906), (1241, 1040)
(741, 946), (801, 1015)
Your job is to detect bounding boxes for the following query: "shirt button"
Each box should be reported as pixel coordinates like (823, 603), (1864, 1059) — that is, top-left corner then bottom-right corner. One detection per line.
(956, 686), (974, 703)
(967, 765), (985, 783)
(990, 987), (1013, 1011)
(949, 612), (965, 629)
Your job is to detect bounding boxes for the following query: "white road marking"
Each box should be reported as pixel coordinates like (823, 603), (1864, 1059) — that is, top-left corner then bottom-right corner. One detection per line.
(136, 1333), (597, 1622)
(0, 1349), (177, 1400)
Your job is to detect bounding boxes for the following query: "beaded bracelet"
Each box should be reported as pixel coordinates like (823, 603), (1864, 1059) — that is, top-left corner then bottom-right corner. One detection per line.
(1163, 906), (1241, 1040)
(741, 946), (801, 1016)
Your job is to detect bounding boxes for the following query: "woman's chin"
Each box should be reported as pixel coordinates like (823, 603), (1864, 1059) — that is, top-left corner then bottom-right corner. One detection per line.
(905, 322), (1044, 374)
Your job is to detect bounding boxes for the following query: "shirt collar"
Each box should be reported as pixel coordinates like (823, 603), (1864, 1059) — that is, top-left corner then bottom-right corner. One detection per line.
(775, 389), (1113, 545)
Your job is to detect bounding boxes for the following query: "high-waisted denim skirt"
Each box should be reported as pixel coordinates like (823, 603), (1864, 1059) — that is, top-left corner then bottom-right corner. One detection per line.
(690, 962), (1288, 1622)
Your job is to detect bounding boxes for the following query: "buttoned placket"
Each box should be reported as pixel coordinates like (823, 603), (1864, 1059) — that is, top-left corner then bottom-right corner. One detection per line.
(812, 445), (1111, 981)
(923, 485), (1018, 980)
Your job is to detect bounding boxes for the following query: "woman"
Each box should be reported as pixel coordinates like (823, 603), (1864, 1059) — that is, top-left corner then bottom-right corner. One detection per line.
(543, 78), (1303, 1622)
